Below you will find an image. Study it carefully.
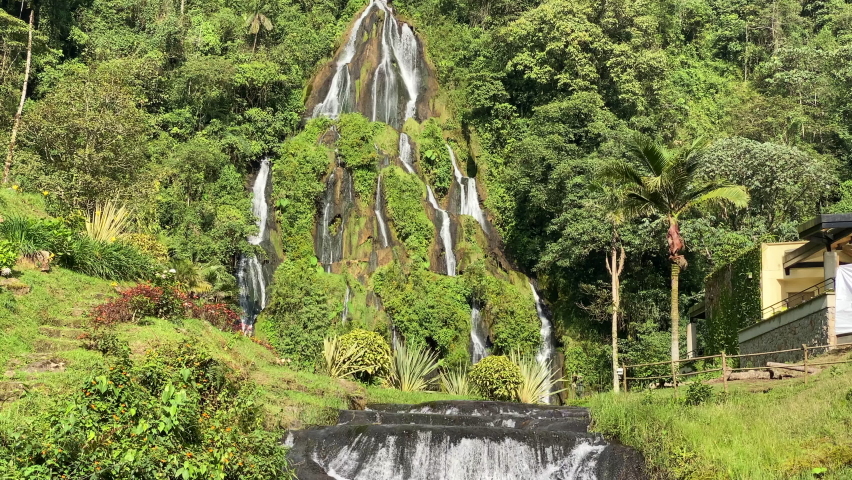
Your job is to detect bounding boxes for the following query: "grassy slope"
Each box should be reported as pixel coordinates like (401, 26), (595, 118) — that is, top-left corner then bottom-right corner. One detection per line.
(587, 354), (852, 480)
(0, 190), (471, 434)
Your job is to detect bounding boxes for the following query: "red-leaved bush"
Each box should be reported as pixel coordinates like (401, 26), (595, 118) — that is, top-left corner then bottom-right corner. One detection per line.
(90, 284), (240, 332)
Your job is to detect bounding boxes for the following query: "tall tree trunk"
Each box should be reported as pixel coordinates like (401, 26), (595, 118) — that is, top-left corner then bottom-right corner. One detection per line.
(671, 262), (680, 363)
(253, 32), (259, 54)
(606, 241), (625, 392)
(181, 0), (185, 16)
(4, 10), (34, 185)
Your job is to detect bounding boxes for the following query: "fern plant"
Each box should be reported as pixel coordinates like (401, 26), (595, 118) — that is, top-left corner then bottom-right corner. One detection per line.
(85, 201), (130, 243)
(387, 340), (439, 392)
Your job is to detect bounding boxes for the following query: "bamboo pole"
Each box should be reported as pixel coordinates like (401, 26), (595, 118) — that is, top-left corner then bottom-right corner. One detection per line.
(802, 344), (809, 385)
(621, 363), (627, 393)
(721, 351), (728, 394)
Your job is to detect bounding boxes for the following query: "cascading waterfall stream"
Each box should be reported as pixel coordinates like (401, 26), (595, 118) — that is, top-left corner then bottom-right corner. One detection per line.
(237, 158), (273, 334)
(470, 303), (488, 364)
(399, 133), (415, 174)
(446, 145), (487, 231)
(374, 175), (390, 248)
(341, 286), (351, 324)
(426, 186), (456, 276)
(530, 283), (555, 390)
(286, 401), (647, 480)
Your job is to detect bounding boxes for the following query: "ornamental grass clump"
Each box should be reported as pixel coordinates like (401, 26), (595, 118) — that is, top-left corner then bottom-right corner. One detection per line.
(510, 350), (564, 404)
(439, 366), (470, 396)
(469, 355), (522, 401)
(387, 340), (440, 392)
(337, 329), (391, 382)
(321, 336), (366, 379)
(85, 200), (130, 243)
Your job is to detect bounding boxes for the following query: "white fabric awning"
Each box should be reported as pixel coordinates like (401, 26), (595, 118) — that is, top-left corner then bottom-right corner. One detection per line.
(834, 265), (852, 335)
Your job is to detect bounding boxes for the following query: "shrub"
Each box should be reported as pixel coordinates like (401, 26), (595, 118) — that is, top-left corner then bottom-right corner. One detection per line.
(81, 330), (131, 357)
(62, 235), (157, 280)
(440, 366), (470, 396)
(0, 344), (292, 479)
(0, 216), (72, 256)
(685, 382), (714, 406)
(511, 350), (562, 404)
(85, 201), (130, 242)
(387, 340), (440, 392)
(321, 336), (365, 379)
(338, 329), (391, 382)
(0, 240), (16, 269)
(89, 283), (239, 330)
(469, 355), (523, 401)
(125, 233), (169, 261)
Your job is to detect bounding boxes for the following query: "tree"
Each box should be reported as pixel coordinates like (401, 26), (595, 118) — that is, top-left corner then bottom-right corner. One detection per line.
(602, 134), (749, 363)
(245, 4), (273, 54)
(605, 225), (625, 392)
(3, 9), (33, 185)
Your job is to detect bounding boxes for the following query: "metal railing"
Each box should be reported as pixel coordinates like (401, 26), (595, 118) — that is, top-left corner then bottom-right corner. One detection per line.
(760, 278), (834, 319)
(621, 342), (852, 395)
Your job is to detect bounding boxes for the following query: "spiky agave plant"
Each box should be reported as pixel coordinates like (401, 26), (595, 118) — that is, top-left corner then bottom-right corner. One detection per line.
(322, 337), (366, 379)
(388, 340), (440, 392)
(439, 366), (470, 396)
(510, 350), (565, 404)
(85, 201), (130, 243)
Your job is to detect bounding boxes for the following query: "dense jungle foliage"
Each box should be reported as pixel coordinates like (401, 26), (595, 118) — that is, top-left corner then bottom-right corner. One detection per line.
(2, 0), (852, 389)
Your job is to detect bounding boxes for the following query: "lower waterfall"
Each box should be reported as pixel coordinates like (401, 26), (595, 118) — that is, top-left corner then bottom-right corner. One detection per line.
(286, 401), (647, 480)
(426, 186), (456, 276)
(470, 303), (488, 364)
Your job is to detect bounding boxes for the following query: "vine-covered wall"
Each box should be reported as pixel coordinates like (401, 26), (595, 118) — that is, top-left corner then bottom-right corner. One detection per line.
(703, 246), (762, 355)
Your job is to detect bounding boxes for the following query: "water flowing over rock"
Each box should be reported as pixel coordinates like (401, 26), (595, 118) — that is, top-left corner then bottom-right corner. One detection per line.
(316, 167), (355, 272)
(398, 133), (415, 174)
(426, 185), (455, 276)
(447, 144), (487, 232)
(286, 401), (647, 480)
(530, 282), (555, 372)
(237, 158), (275, 334)
(374, 174), (390, 248)
(470, 303), (488, 364)
(341, 285), (351, 324)
(309, 0), (432, 129)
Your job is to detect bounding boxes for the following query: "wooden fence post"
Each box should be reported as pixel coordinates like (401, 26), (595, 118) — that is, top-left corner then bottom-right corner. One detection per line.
(671, 359), (678, 397)
(621, 363), (627, 393)
(721, 351), (728, 394)
(802, 344), (809, 385)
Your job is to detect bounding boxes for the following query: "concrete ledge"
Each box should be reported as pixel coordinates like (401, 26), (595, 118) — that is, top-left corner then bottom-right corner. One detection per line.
(739, 293), (835, 344)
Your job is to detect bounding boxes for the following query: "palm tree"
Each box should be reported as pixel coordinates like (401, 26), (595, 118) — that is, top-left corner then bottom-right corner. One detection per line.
(245, 3), (273, 54)
(601, 134), (749, 363)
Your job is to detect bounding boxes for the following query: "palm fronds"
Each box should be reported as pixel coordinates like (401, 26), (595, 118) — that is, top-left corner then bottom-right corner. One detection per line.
(387, 340), (440, 392)
(85, 201), (130, 243)
(439, 366), (470, 396)
(510, 350), (565, 405)
(322, 336), (366, 379)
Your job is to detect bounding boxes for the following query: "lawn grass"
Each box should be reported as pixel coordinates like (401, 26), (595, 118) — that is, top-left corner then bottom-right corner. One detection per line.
(587, 354), (852, 480)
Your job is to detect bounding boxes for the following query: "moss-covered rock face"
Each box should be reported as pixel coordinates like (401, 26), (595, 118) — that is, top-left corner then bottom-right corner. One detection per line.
(382, 167), (432, 265)
(373, 261), (471, 367)
(469, 355), (522, 401)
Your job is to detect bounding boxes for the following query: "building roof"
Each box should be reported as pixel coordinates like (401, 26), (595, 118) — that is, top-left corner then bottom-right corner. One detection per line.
(784, 214), (852, 269)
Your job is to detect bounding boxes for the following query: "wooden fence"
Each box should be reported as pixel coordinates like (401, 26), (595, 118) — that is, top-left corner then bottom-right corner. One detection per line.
(621, 343), (852, 394)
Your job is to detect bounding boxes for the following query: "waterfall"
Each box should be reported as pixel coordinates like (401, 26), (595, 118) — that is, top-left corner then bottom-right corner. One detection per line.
(427, 186), (455, 276)
(470, 303), (488, 364)
(342, 286), (351, 324)
(447, 145), (487, 231)
(375, 175), (390, 248)
(399, 133), (415, 174)
(311, 4), (374, 119)
(287, 400), (647, 480)
(317, 169), (353, 272)
(530, 282), (555, 372)
(237, 158), (273, 334)
(313, 0), (421, 128)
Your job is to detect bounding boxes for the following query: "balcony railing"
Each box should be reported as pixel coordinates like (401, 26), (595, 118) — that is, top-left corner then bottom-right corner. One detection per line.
(761, 278), (835, 319)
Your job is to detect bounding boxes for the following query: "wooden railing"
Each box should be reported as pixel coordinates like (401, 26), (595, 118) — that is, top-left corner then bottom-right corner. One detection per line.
(621, 342), (852, 394)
